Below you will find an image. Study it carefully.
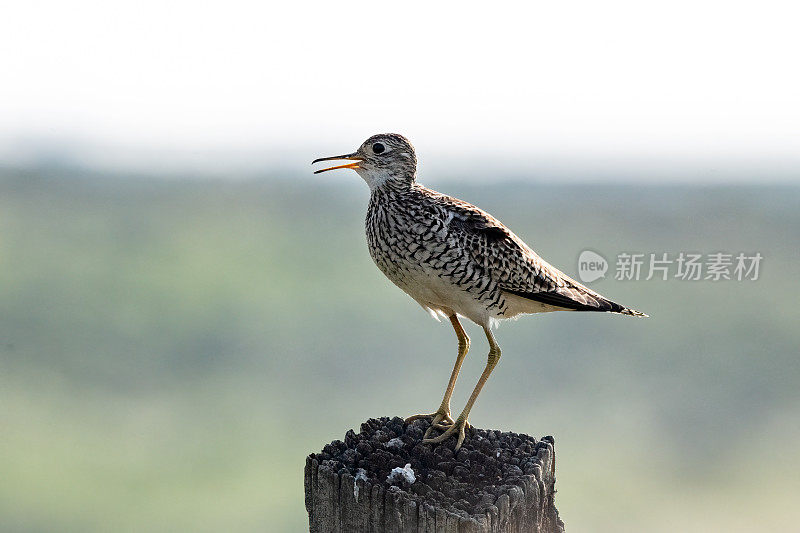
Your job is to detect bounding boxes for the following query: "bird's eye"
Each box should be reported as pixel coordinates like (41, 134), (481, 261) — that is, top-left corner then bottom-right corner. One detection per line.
(372, 142), (386, 154)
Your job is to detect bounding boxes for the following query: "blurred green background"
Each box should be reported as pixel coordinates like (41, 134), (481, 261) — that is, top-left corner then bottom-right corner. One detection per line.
(1, 167), (798, 531)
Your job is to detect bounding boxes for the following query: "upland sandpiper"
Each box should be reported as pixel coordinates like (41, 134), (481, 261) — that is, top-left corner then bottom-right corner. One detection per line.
(313, 134), (646, 451)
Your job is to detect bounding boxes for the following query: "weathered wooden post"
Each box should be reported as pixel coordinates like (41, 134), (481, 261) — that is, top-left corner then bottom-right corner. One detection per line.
(305, 417), (564, 532)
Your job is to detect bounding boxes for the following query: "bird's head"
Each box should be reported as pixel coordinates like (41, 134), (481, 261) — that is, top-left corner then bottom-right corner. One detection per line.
(312, 133), (417, 190)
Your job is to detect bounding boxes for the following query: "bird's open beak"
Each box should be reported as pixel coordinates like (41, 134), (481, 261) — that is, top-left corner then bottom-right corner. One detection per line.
(311, 153), (364, 174)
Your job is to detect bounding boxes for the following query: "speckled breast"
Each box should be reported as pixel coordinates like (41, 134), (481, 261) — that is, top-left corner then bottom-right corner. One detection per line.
(365, 189), (508, 319)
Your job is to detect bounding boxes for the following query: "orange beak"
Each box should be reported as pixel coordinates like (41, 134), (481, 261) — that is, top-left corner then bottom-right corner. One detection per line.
(311, 153), (364, 174)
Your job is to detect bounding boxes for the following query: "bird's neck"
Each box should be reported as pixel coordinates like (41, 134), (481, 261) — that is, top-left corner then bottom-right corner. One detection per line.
(369, 178), (418, 205)
(360, 168), (415, 193)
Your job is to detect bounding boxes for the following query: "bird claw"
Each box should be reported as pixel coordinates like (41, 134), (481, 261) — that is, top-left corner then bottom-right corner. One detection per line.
(405, 410), (454, 425)
(422, 417), (470, 452)
(425, 419), (453, 439)
(427, 418), (470, 433)
(405, 410), (455, 438)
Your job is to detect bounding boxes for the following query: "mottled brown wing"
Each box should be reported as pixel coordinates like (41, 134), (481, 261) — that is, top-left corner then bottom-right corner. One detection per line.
(432, 190), (624, 312)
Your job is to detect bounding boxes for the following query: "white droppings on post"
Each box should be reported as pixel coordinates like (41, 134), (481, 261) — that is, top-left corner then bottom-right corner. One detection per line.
(353, 468), (368, 501)
(386, 463), (416, 485)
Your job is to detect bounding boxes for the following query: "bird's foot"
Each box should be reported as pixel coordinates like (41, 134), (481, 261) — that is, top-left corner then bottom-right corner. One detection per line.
(405, 409), (455, 438)
(422, 416), (471, 452)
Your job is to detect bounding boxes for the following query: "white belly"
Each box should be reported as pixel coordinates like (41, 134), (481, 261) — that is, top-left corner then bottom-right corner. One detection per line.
(382, 262), (495, 326)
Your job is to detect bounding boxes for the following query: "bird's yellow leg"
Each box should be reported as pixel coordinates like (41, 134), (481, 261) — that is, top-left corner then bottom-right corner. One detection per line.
(424, 325), (501, 452)
(405, 315), (470, 437)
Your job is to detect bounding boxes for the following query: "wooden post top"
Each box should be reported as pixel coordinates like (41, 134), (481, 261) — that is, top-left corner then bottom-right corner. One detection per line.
(305, 417), (564, 533)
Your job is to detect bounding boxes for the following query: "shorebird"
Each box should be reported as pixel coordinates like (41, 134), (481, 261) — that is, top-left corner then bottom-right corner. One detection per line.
(313, 134), (647, 451)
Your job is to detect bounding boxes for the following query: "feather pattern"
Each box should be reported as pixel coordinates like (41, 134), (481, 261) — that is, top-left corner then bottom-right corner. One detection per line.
(366, 181), (647, 326)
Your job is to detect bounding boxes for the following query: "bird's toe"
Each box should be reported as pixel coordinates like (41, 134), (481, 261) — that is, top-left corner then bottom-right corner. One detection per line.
(406, 409), (453, 429)
(422, 417), (469, 450)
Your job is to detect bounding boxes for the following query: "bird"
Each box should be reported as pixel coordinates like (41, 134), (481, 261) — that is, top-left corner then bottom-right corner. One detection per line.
(312, 133), (647, 451)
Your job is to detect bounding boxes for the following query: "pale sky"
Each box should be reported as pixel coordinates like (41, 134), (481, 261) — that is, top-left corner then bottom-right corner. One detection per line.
(1, 1), (798, 180)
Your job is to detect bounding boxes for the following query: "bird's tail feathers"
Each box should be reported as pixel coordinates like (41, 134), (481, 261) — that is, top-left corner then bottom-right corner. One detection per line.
(618, 307), (649, 318)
